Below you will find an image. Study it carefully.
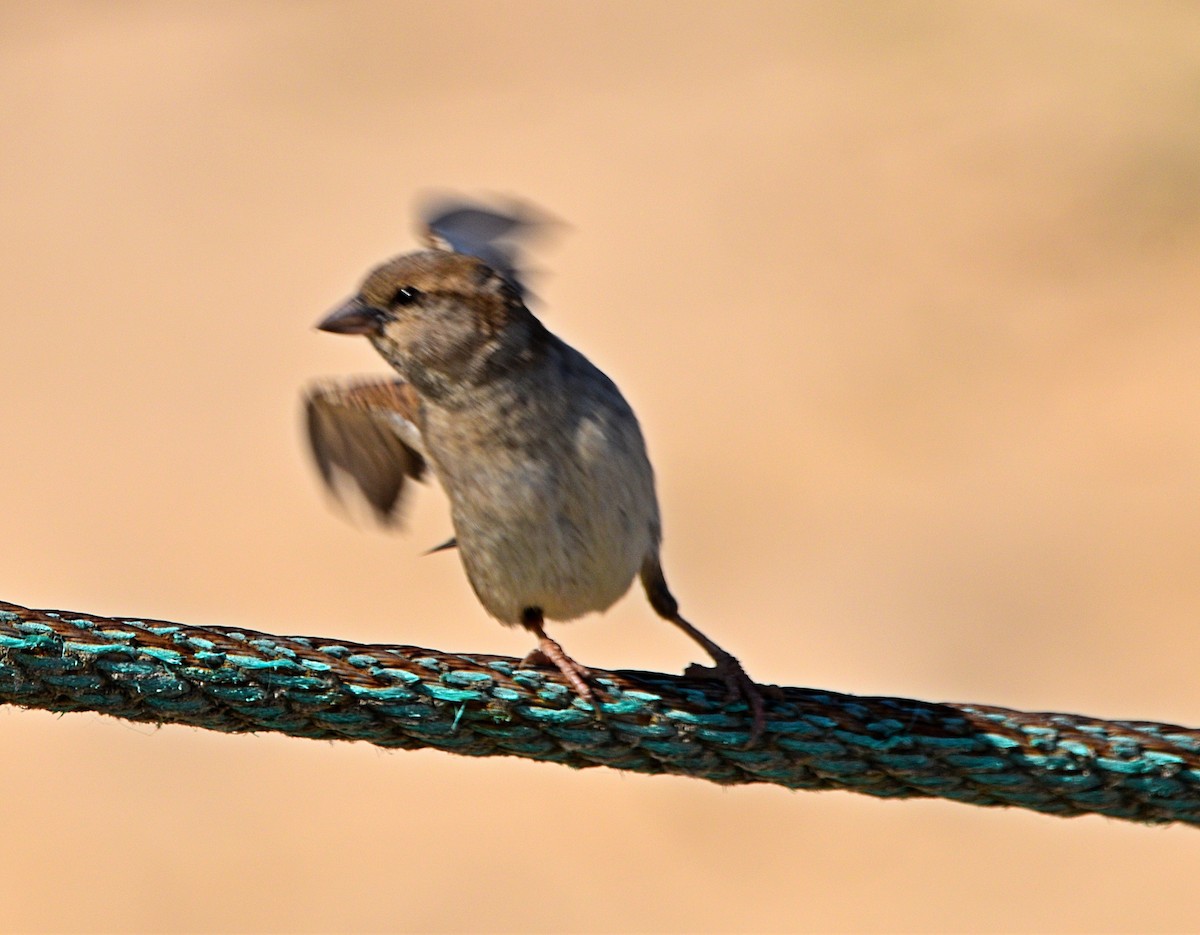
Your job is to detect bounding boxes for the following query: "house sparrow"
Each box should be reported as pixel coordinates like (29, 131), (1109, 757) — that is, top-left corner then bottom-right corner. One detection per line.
(304, 199), (766, 738)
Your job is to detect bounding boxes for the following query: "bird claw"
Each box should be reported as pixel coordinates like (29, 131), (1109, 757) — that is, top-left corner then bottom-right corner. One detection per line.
(520, 643), (605, 720)
(683, 654), (768, 746)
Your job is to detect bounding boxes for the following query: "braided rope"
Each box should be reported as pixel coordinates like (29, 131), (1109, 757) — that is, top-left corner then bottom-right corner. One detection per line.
(2, 599), (1197, 826)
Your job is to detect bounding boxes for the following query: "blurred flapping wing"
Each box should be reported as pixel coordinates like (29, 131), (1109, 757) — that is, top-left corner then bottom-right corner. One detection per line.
(304, 378), (429, 527)
(419, 195), (559, 300)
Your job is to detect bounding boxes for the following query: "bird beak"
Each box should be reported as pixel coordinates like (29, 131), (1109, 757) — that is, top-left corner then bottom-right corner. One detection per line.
(316, 297), (381, 335)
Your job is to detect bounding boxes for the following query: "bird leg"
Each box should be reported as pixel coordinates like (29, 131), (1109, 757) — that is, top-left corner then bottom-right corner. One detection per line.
(641, 558), (767, 744)
(519, 607), (603, 716)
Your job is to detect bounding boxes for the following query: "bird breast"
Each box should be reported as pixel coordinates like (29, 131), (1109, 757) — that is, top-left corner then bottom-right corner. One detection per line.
(423, 342), (661, 624)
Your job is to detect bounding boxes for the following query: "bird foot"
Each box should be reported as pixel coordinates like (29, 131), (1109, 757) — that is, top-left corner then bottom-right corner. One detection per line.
(520, 640), (605, 718)
(683, 654), (768, 745)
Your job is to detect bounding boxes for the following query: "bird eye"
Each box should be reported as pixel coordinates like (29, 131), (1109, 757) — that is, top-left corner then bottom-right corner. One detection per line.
(391, 286), (423, 308)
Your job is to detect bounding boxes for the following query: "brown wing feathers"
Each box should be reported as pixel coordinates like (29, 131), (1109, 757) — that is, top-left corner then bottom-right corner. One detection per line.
(304, 379), (428, 525)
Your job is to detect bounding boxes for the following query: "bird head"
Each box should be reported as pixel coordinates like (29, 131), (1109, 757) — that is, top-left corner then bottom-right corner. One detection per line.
(317, 250), (545, 399)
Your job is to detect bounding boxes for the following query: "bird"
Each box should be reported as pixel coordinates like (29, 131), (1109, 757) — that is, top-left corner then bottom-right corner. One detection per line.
(304, 197), (766, 739)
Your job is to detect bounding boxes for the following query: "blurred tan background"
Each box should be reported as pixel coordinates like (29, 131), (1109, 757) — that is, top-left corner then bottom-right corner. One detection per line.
(3, 2), (1199, 932)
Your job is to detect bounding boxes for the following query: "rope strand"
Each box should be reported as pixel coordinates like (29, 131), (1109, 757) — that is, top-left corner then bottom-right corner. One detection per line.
(2, 599), (1196, 826)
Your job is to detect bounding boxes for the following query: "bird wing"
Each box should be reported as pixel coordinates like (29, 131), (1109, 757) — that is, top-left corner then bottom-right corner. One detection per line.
(418, 195), (558, 300)
(304, 378), (430, 527)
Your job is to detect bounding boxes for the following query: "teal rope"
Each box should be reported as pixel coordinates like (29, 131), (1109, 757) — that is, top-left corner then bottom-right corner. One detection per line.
(1, 599), (1197, 826)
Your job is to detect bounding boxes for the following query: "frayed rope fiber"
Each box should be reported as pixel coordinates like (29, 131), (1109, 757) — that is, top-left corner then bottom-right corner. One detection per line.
(2, 599), (1197, 826)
